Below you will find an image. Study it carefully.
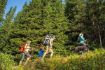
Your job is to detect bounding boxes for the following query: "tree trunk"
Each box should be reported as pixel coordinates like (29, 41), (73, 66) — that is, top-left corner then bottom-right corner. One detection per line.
(98, 25), (103, 48)
(92, 15), (96, 43)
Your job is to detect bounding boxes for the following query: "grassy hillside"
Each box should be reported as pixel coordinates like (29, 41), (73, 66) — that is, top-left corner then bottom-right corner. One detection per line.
(14, 49), (105, 70)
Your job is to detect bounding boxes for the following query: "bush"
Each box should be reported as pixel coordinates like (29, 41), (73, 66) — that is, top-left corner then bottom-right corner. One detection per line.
(54, 49), (105, 70)
(19, 49), (105, 70)
(0, 53), (15, 70)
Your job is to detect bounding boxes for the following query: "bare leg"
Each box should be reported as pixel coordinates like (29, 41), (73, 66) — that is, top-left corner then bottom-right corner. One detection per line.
(49, 39), (54, 58)
(19, 53), (25, 65)
(24, 57), (30, 65)
(42, 46), (48, 59)
(19, 61), (23, 65)
(49, 48), (53, 58)
(24, 52), (31, 65)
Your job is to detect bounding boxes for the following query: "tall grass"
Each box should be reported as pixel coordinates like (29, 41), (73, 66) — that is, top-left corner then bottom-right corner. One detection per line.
(0, 53), (15, 70)
(14, 49), (105, 70)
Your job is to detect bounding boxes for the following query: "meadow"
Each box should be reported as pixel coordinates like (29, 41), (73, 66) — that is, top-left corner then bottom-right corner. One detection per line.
(1, 49), (105, 70)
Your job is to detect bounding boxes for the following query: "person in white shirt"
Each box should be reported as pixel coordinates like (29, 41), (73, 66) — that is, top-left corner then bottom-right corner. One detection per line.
(43, 34), (55, 59)
(19, 40), (31, 65)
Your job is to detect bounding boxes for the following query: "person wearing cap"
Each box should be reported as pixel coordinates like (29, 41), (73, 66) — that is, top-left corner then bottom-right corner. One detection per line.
(42, 34), (55, 59)
(78, 32), (86, 45)
(19, 40), (32, 65)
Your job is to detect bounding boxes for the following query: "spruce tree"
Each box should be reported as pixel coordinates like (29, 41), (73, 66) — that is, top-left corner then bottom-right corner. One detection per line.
(14, 0), (43, 46)
(65, 0), (86, 44)
(0, 7), (16, 53)
(99, 0), (105, 47)
(43, 0), (69, 50)
(84, 0), (104, 47)
(65, 0), (105, 47)
(0, 0), (7, 21)
(11, 0), (69, 53)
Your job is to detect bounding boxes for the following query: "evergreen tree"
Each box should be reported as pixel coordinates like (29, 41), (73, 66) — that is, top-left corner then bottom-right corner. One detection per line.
(14, 0), (43, 46)
(99, 0), (105, 47)
(0, 7), (16, 53)
(65, 0), (105, 47)
(11, 0), (69, 53)
(0, 0), (7, 21)
(65, 0), (86, 44)
(84, 0), (104, 47)
(42, 0), (69, 50)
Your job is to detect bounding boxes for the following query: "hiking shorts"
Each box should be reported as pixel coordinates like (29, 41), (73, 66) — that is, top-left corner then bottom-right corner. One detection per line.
(21, 52), (31, 61)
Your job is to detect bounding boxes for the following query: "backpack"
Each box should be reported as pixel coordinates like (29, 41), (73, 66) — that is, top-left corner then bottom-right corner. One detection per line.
(43, 39), (49, 46)
(38, 49), (44, 57)
(19, 43), (26, 53)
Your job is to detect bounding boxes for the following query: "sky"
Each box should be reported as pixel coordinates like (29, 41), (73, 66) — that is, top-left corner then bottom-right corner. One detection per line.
(5, 0), (31, 16)
(4, 0), (65, 17)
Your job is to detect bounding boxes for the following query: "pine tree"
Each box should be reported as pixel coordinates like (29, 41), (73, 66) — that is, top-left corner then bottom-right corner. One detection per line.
(0, 7), (16, 53)
(14, 0), (43, 46)
(65, 0), (86, 44)
(99, 0), (105, 47)
(65, 0), (105, 47)
(41, 0), (69, 51)
(10, 0), (69, 53)
(0, 0), (7, 21)
(84, 0), (104, 47)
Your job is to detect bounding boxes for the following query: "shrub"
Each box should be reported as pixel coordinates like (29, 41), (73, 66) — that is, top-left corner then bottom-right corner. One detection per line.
(17, 49), (105, 70)
(0, 53), (15, 70)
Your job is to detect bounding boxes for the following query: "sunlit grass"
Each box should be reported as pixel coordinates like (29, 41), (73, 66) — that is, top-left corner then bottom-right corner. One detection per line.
(16, 48), (105, 70)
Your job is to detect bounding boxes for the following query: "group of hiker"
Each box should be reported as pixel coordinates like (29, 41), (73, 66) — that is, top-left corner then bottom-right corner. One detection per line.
(19, 34), (55, 65)
(19, 32), (86, 65)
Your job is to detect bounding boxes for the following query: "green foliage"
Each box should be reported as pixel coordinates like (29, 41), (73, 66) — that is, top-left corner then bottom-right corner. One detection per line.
(0, 53), (15, 70)
(0, 0), (7, 21)
(10, 0), (69, 53)
(17, 49), (105, 70)
(82, 0), (105, 47)
(65, 0), (105, 47)
(65, 0), (86, 45)
(0, 1), (105, 69)
(0, 7), (16, 53)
